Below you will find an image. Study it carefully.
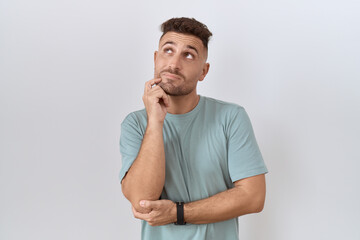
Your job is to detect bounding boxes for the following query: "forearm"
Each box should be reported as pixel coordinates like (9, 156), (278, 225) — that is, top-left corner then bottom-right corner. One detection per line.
(122, 122), (165, 211)
(184, 175), (266, 224)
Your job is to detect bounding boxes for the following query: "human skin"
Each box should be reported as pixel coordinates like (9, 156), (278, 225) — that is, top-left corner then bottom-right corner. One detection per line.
(154, 32), (209, 98)
(121, 32), (209, 213)
(132, 174), (266, 226)
(121, 32), (266, 223)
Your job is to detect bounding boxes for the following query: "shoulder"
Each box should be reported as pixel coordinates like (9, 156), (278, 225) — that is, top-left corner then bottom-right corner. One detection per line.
(201, 96), (246, 117)
(200, 96), (251, 135)
(121, 108), (147, 128)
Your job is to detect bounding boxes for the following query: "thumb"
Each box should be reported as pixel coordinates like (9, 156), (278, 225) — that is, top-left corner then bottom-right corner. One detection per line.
(140, 200), (158, 210)
(139, 200), (150, 209)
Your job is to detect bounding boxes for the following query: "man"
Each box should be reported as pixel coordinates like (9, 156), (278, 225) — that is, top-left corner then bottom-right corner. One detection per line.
(119, 17), (268, 240)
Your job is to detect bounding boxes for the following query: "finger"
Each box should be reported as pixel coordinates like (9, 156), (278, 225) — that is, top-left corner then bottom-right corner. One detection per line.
(146, 78), (162, 90)
(144, 78), (161, 95)
(140, 200), (161, 210)
(153, 77), (162, 84)
(140, 200), (153, 210)
(161, 92), (170, 108)
(145, 86), (168, 104)
(132, 206), (148, 220)
(132, 206), (140, 218)
(132, 206), (137, 215)
(140, 200), (151, 209)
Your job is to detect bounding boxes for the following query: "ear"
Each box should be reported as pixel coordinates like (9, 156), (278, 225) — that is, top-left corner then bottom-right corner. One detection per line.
(199, 63), (210, 82)
(154, 51), (158, 63)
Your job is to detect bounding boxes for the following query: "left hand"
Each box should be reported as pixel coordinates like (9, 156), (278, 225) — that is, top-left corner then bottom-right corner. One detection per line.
(132, 199), (177, 226)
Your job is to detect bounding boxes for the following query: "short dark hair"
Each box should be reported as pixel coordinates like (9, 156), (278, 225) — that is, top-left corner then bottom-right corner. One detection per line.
(160, 17), (212, 49)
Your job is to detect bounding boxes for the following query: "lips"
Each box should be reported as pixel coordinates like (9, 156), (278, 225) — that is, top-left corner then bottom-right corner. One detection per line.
(161, 72), (182, 80)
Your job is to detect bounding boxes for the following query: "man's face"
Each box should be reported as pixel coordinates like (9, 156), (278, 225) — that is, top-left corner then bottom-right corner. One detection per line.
(154, 32), (209, 96)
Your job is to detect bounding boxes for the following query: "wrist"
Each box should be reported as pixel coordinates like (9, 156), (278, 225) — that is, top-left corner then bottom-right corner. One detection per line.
(171, 202), (177, 223)
(174, 202), (186, 225)
(146, 120), (164, 131)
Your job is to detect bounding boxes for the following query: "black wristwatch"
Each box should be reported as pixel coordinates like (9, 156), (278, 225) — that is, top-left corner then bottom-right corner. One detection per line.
(174, 202), (186, 225)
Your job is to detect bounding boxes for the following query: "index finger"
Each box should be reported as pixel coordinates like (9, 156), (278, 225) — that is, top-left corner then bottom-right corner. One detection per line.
(132, 206), (149, 220)
(147, 78), (162, 90)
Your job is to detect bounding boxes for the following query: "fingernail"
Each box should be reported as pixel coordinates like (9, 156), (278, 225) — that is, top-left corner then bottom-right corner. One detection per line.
(140, 201), (145, 207)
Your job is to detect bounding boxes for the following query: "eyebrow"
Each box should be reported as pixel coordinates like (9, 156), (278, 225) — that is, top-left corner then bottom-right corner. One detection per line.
(162, 41), (199, 55)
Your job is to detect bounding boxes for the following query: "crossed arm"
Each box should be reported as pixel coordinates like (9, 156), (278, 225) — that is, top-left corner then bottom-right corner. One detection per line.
(130, 174), (266, 226)
(121, 119), (266, 226)
(121, 79), (266, 226)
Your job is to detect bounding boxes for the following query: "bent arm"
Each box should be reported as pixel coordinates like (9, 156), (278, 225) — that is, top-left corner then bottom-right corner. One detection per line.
(132, 174), (266, 225)
(121, 122), (166, 213)
(184, 174), (266, 224)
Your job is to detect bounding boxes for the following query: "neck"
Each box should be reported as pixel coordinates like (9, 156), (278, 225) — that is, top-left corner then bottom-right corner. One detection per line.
(166, 91), (200, 115)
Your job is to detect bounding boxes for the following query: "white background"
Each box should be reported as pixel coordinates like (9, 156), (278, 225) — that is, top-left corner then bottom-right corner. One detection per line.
(1, 0), (359, 239)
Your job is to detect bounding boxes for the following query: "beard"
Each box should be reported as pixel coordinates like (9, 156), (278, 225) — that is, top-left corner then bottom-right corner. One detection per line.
(156, 68), (195, 96)
(158, 80), (195, 96)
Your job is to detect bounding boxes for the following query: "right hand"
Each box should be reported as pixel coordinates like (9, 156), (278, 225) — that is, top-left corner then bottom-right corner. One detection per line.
(142, 78), (170, 124)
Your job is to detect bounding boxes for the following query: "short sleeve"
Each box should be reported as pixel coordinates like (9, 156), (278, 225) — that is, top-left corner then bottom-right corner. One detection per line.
(227, 107), (268, 182)
(119, 113), (144, 183)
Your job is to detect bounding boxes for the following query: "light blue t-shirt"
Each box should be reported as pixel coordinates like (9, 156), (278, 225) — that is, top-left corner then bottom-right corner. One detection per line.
(119, 96), (268, 240)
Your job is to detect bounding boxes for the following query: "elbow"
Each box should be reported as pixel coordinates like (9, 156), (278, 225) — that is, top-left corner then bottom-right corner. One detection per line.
(128, 197), (155, 215)
(121, 177), (161, 213)
(121, 177), (131, 200)
(253, 200), (265, 213)
(122, 180), (147, 213)
(132, 201), (149, 214)
(249, 188), (265, 213)
(251, 192), (266, 213)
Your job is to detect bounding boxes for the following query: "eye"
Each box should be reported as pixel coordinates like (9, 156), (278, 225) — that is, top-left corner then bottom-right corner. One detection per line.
(185, 52), (194, 59)
(164, 48), (173, 54)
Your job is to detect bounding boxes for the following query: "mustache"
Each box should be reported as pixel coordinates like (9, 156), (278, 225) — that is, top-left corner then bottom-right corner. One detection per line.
(159, 68), (185, 80)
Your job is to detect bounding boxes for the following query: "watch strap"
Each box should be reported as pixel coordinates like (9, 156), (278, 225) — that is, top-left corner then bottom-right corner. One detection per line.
(174, 202), (186, 225)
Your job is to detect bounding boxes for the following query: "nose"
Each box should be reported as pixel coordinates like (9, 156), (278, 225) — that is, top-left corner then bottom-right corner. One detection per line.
(168, 53), (182, 70)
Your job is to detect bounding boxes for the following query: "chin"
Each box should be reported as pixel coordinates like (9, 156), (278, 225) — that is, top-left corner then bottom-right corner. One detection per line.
(161, 85), (193, 97)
